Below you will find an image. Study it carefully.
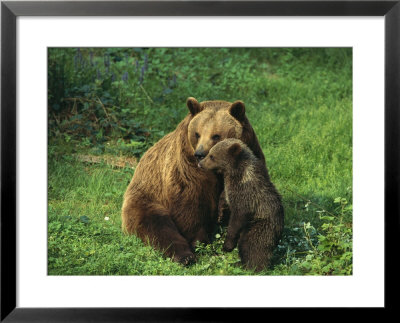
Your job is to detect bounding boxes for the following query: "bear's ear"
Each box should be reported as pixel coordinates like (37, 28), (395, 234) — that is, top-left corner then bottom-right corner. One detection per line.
(187, 97), (202, 115)
(229, 101), (246, 122)
(228, 143), (242, 157)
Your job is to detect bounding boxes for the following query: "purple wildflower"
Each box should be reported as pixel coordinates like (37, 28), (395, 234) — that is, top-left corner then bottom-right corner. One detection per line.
(89, 51), (94, 66)
(77, 48), (83, 65)
(74, 48), (82, 70)
(139, 66), (145, 84)
(143, 54), (148, 71)
(74, 55), (78, 70)
(104, 53), (110, 68)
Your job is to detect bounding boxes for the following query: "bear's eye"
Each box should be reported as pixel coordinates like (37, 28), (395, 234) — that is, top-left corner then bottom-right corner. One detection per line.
(209, 155), (215, 161)
(195, 132), (200, 139)
(212, 134), (220, 141)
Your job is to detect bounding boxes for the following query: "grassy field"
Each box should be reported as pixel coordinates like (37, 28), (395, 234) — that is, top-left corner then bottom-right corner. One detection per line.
(48, 48), (352, 275)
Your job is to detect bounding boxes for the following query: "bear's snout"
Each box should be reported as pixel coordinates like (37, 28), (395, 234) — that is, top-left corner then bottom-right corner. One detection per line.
(197, 158), (206, 169)
(194, 150), (206, 161)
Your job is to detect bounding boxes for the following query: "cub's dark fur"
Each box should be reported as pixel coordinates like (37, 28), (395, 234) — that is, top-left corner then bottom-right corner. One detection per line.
(199, 138), (284, 271)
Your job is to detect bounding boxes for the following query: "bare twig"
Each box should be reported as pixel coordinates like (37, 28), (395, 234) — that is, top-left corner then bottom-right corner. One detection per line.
(51, 111), (61, 129)
(140, 84), (154, 104)
(74, 154), (137, 169)
(96, 97), (111, 121)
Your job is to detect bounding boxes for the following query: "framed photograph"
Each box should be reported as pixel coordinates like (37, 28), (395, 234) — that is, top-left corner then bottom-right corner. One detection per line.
(1, 0), (398, 321)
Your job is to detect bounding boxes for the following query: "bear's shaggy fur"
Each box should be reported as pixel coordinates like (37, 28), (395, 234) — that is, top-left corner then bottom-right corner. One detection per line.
(122, 98), (264, 265)
(199, 138), (284, 271)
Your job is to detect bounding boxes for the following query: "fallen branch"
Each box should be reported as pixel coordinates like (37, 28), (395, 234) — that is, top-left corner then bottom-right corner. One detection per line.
(74, 154), (138, 169)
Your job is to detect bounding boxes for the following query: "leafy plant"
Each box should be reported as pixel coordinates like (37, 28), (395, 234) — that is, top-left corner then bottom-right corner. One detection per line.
(272, 196), (352, 275)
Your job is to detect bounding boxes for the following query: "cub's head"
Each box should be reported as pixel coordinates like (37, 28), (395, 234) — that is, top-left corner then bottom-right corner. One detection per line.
(186, 97), (247, 162)
(198, 138), (246, 173)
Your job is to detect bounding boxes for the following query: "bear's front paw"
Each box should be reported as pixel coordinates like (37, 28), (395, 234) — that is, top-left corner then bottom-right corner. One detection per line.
(223, 239), (236, 252)
(176, 252), (196, 266)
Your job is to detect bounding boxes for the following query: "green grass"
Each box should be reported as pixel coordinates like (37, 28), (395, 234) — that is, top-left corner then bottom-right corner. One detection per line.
(48, 48), (352, 275)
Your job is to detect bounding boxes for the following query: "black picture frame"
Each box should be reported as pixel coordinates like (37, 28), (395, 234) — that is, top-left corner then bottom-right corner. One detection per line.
(1, 0), (398, 321)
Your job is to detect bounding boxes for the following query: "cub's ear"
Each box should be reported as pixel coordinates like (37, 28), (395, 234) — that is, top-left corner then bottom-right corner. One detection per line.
(187, 97), (202, 115)
(229, 101), (246, 122)
(228, 143), (242, 157)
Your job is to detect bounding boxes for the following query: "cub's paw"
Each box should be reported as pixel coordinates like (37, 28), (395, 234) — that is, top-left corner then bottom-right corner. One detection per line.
(176, 252), (196, 266)
(223, 239), (236, 252)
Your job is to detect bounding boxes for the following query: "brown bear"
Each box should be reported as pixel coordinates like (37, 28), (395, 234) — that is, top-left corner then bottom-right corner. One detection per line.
(198, 138), (284, 271)
(121, 98), (265, 265)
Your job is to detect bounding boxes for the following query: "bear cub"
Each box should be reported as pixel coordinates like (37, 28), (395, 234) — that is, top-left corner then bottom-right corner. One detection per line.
(198, 138), (284, 271)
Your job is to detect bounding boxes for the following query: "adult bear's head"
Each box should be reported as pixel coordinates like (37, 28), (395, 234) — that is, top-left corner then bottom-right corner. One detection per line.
(186, 97), (254, 162)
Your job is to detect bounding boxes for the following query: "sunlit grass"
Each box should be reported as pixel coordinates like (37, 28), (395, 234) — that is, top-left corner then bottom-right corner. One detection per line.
(48, 48), (352, 275)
